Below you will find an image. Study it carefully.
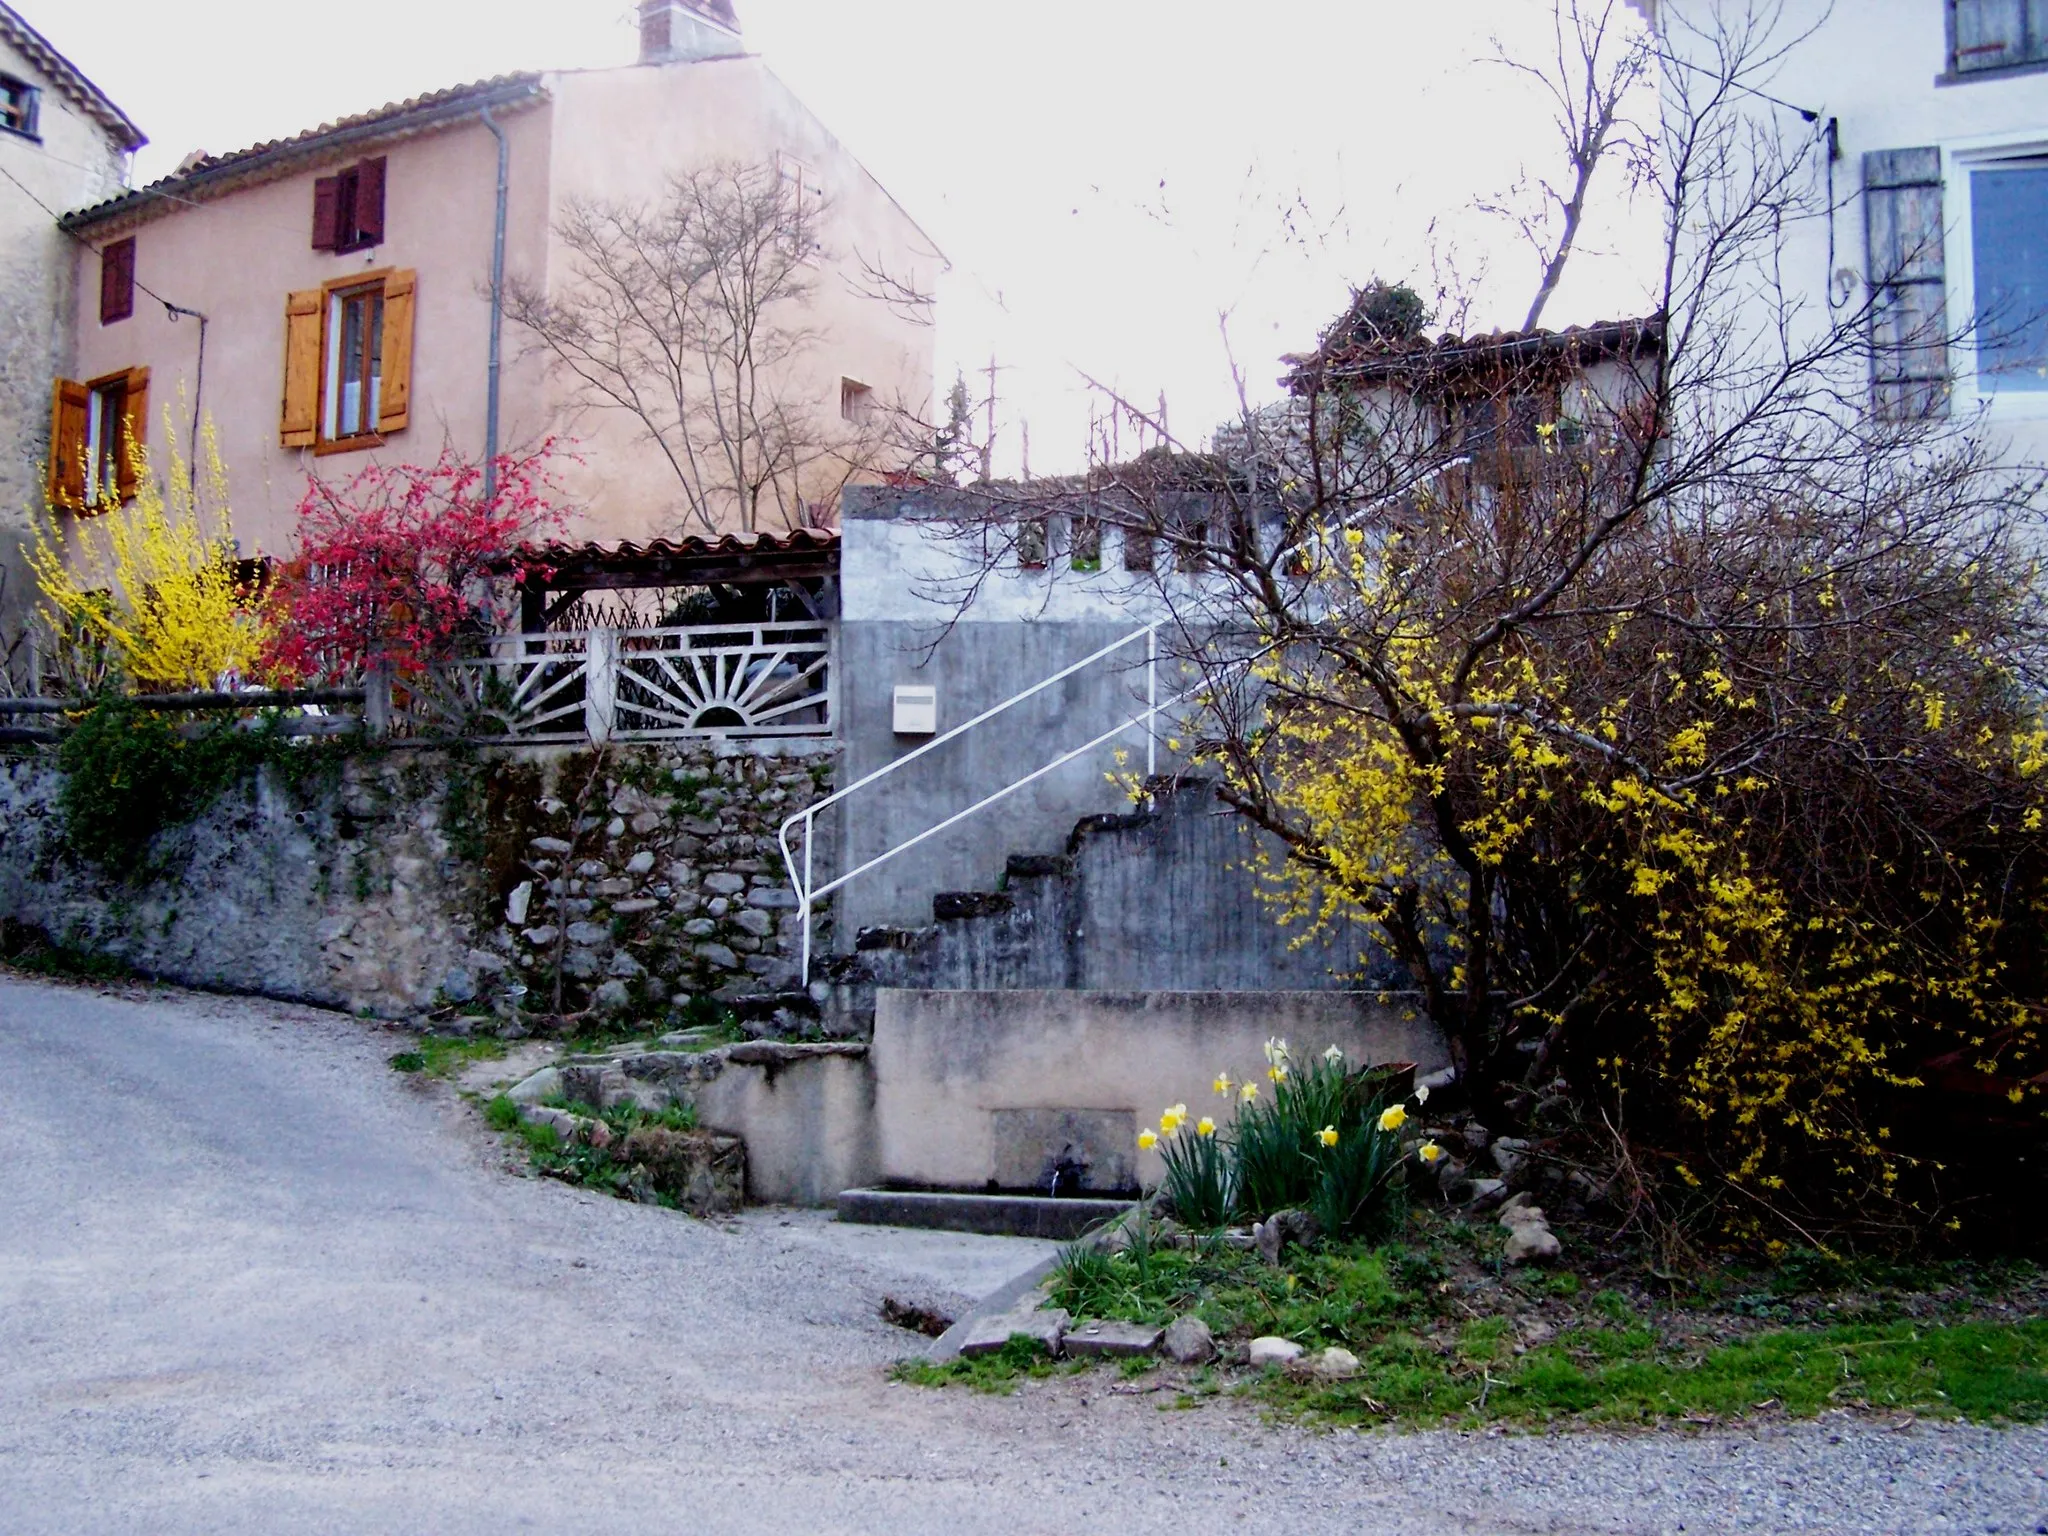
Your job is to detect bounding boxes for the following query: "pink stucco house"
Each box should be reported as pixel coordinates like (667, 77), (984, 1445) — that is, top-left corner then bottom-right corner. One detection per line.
(49, 0), (939, 573)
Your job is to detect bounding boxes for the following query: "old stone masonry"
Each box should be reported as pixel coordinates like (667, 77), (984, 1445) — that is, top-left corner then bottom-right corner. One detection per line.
(0, 740), (835, 1022)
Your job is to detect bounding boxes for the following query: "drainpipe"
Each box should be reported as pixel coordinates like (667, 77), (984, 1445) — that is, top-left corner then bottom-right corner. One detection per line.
(480, 105), (510, 501)
(163, 301), (208, 483)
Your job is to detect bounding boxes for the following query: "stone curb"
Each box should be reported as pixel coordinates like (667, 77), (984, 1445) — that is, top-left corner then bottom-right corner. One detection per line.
(924, 1201), (1139, 1362)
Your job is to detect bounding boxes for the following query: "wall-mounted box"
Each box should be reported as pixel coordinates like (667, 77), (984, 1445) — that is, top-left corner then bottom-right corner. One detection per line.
(892, 684), (937, 735)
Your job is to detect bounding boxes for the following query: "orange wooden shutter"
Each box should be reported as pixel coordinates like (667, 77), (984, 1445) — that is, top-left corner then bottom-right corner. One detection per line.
(47, 379), (89, 511)
(281, 289), (322, 446)
(116, 366), (150, 500)
(378, 268), (415, 434)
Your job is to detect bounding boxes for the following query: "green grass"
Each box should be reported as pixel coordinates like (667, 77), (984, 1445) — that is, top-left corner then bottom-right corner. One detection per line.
(386, 1033), (508, 1079)
(890, 1336), (1086, 1395)
(480, 1091), (701, 1205)
(1270, 1319), (2048, 1427)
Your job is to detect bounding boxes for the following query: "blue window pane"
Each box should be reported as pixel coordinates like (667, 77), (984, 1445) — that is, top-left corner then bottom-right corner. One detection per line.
(1972, 165), (2048, 393)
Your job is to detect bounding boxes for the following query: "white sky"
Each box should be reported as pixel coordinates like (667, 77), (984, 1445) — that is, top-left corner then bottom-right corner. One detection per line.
(44, 0), (1660, 475)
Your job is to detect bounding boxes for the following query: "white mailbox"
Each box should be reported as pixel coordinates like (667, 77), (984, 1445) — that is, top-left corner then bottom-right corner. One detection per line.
(892, 684), (938, 735)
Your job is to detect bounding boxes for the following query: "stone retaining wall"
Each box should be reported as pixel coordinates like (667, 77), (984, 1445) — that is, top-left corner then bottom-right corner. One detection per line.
(0, 739), (834, 1022)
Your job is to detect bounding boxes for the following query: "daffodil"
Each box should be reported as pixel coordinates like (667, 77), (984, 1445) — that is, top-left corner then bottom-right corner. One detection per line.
(1138, 1129), (1158, 1150)
(1414, 1084), (1430, 1104)
(1317, 1125), (1339, 1147)
(1262, 1036), (1290, 1066)
(1378, 1104), (1408, 1133)
(1419, 1141), (1445, 1164)
(1239, 1081), (1259, 1102)
(1213, 1072), (1234, 1096)
(1267, 1064), (1288, 1082)
(1160, 1103), (1188, 1134)
(1323, 1044), (1344, 1064)
(1197, 1117), (1217, 1137)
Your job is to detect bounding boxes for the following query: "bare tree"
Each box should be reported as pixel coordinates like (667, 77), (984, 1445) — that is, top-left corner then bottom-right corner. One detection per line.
(911, 1), (2048, 1242)
(506, 162), (916, 535)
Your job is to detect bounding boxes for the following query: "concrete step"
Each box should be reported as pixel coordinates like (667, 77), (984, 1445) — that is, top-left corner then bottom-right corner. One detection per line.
(836, 1187), (1131, 1241)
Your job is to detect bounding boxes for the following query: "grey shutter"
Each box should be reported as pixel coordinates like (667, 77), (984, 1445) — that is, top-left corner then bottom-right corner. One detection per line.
(1953, 0), (2022, 71)
(1864, 148), (1950, 420)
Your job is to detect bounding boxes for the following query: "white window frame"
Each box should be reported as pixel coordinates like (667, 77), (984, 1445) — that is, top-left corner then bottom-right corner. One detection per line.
(321, 281), (385, 443)
(83, 379), (124, 509)
(1943, 128), (2048, 419)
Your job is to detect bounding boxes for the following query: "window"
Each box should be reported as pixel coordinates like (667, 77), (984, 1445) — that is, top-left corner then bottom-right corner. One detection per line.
(1069, 511), (1103, 572)
(100, 238), (136, 325)
(312, 157), (387, 254)
(776, 153), (823, 255)
(0, 74), (38, 139)
(47, 369), (148, 513)
(839, 377), (873, 423)
(280, 270), (416, 451)
(1948, 0), (2048, 76)
(1015, 514), (1048, 570)
(1969, 158), (2048, 393)
(324, 281), (385, 442)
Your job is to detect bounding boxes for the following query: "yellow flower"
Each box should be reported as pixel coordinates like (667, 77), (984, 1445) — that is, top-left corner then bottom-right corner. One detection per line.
(1213, 1073), (1234, 1096)
(1239, 1081), (1259, 1102)
(1419, 1141), (1445, 1164)
(1137, 1129), (1158, 1150)
(1160, 1103), (1188, 1134)
(1267, 1064), (1288, 1082)
(1378, 1104), (1408, 1133)
(1197, 1117), (1217, 1137)
(1317, 1125), (1339, 1147)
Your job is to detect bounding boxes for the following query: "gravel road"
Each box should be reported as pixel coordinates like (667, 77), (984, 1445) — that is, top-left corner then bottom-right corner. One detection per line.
(1, 973), (2043, 1535)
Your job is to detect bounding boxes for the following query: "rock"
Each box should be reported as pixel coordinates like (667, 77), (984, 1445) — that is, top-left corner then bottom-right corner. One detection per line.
(1498, 1193), (1545, 1226)
(1462, 1177), (1509, 1211)
(1492, 1139), (1530, 1179)
(1313, 1346), (1361, 1381)
(1062, 1319), (1164, 1358)
(683, 918), (717, 937)
(1247, 1336), (1304, 1368)
(957, 1306), (1071, 1359)
(314, 915), (355, 944)
(1416, 1066), (1459, 1095)
(733, 908), (775, 938)
(517, 1104), (580, 1139)
(630, 811), (663, 835)
(564, 947), (603, 979)
(1161, 1315), (1217, 1365)
(620, 1125), (744, 1215)
(695, 943), (739, 970)
(576, 860), (608, 878)
(607, 950), (645, 978)
(592, 979), (633, 1012)
(1503, 1222), (1562, 1265)
(606, 817), (626, 838)
(564, 921), (610, 947)
(505, 881), (533, 926)
(466, 947), (509, 975)
(706, 898), (730, 918)
(1519, 1319), (1556, 1348)
(625, 850), (657, 875)
(704, 872), (748, 894)
(746, 887), (800, 910)
(506, 1066), (562, 1104)
(520, 925), (560, 949)
(529, 836), (573, 855)
(440, 967), (477, 1004)
(1255, 1208), (1318, 1266)
(595, 878), (634, 898)
(611, 898), (659, 915)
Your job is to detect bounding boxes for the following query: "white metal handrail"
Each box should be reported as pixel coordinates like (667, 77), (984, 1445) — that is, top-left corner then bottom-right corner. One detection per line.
(777, 623), (1179, 984)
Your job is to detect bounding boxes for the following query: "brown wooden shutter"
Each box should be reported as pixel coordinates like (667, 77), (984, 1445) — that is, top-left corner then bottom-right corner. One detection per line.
(47, 379), (89, 512)
(312, 175), (341, 251)
(99, 238), (136, 325)
(378, 268), (416, 434)
(116, 367), (150, 500)
(355, 157), (387, 246)
(1864, 147), (1950, 420)
(281, 288), (323, 446)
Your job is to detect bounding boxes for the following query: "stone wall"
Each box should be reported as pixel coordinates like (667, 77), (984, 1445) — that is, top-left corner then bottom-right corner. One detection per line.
(0, 739), (834, 1022)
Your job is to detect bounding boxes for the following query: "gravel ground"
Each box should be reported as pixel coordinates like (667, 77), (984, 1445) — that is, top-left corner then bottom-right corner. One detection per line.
(1, 973), (2044, 1535)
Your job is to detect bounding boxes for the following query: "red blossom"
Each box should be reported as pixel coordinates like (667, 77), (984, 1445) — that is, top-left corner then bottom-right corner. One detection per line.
(259, 446), (568, 685)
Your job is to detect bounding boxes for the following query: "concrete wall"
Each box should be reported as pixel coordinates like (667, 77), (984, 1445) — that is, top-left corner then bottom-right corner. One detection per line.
(0, 27), (129, 650)
(59, 54), (938, 566)
(688, 1044), (876, 1205)
(871, 989), (1449, 1194)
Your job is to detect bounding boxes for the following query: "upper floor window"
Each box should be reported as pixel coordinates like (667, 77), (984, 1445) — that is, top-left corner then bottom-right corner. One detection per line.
(279, 269), (416, 453)
(312, 157), (387, 254)
(1948, 0), (2048, 76)
(0, 74), (38, 139)
(100, 238), (136, 325)
(1969, 157), (2048, 394)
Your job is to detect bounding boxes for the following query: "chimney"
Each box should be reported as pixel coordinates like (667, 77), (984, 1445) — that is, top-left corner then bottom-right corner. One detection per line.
(639, 0), (743, 64)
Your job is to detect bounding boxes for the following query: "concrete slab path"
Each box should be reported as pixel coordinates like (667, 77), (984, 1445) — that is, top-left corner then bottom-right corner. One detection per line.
(0, 974), (2041, 1534)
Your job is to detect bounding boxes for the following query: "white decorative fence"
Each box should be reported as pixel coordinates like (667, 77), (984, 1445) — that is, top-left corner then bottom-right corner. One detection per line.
(395, 622), (835, 743)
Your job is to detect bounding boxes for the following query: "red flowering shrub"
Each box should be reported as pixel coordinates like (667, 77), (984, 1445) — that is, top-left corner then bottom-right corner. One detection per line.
(260, 448), (565, 684)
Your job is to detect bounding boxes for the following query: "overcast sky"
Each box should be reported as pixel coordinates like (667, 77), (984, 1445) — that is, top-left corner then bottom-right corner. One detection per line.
(45, 0), (1659, 474)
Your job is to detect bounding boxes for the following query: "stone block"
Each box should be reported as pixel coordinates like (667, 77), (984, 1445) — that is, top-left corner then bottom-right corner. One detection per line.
(620, 1126), (744, 1216)
(746, 888), (800, 910)
(1062, 1319), (1162, 1359)
(504, 881), (532, 926)
(529, 836), (573, 855)
(564, 921), (610, 947)
(520, 925), (560, 949)
(611, 898), (658, 915)
(733, 908), (775, 938)
(696, 943), (740, 970)
(704, 872), (747, 894)
(625, 849), (657, 875)
(957, 1306), (1071, 1359)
